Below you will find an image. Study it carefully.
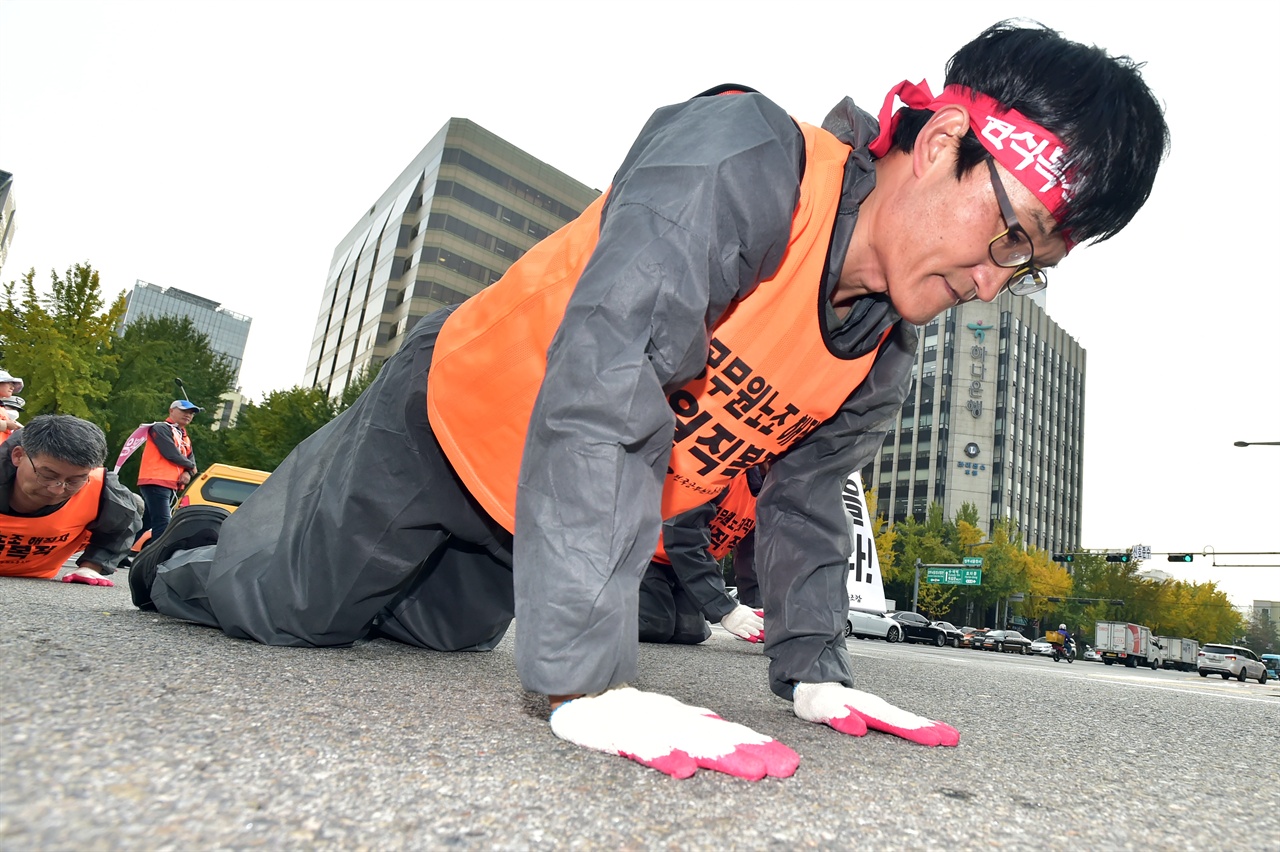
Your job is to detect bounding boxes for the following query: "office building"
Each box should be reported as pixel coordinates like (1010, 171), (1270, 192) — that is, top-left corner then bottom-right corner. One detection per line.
(0, 170), (15, 280)
(861, 292), (1086, 555)
(120, 281), (253, 383)
(307, 118), (599, 398)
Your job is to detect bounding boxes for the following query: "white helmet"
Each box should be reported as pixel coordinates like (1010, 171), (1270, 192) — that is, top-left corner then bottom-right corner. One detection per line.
(1059, 624), (1067, 631)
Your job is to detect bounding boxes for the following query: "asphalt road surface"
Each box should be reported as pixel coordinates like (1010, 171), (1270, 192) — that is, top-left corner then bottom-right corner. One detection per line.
(3, 569), (1278, 851)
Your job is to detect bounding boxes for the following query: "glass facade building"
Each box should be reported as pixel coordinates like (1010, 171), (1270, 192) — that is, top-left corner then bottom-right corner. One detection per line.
(861, 293), (1086, 555)
(120, 281), (253, 383)
(0, 170), (15, 281)
(308, 119), (600, 398)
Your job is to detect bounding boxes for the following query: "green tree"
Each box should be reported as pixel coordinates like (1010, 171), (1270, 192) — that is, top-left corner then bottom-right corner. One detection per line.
(1242, 609), (1279, 655)
(93, 314), (237, 479)
(221, 386), (340, 472)
(0, 264), (125, 417)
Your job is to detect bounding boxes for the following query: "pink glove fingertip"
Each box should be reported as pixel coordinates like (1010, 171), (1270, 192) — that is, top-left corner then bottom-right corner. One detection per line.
(624, 749), (698, 779)
(848, 712), (960, 747)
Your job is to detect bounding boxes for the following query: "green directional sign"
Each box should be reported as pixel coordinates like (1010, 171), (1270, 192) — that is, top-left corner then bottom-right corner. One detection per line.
(925, 567), (983, 586)
(962, 556), (984, 567)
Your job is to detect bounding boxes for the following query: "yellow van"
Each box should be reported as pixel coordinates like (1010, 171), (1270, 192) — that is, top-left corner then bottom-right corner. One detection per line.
(176, 463), (270, 510)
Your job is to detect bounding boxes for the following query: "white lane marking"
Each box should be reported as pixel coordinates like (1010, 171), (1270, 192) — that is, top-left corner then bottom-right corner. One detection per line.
(1059, 673), (1279, 704)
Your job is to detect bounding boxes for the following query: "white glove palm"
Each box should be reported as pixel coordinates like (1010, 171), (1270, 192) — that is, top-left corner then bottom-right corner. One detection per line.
(720, 604), (765, 643)
(550, 687), (799, 780)
(793, 682), (960, 747)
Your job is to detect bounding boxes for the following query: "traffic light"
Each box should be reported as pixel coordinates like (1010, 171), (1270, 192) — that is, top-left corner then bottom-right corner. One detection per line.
(1105, 552), (1131, 563)
(1167, 553), (1194, 562)
(1052, 553), (1075, 563)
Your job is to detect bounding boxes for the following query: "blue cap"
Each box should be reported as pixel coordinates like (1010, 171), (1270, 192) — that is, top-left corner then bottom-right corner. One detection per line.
(170, 399), (204, 413)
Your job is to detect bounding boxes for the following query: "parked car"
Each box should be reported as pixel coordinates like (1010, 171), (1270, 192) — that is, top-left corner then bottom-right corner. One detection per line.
(981, 630), (1031, 654)
(888, 611), (948, 647)
(1263, 654), (1280, 680)
(846, 608), (903, 643)
(962, 628), (989, 649)
(1029, 637), (1056, 656)
(1197, 644), (1269, 683)
(931, 621), (964, 648)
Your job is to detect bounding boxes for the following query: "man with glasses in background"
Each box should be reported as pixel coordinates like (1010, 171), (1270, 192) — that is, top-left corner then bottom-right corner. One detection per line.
(133, 21), (1168, 780)
(1, 415), (141, 586)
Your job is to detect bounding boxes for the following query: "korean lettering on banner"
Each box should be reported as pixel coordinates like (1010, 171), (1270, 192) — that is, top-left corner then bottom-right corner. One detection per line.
(966, 322), (993, 420)
(668, 337), (821, 478)
(0, 531), (71, 560)
(841, 472), (886, 611)
(955, 461), (988, 478)
(707, 507), (756, 553)
(979, 115), (1069, 195)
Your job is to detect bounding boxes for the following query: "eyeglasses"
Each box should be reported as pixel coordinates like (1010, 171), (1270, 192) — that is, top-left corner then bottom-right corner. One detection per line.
(25, 455), (91, 491)
(986, 158), (1049, 297)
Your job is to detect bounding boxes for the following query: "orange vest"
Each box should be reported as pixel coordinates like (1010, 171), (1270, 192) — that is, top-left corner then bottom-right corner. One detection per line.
(0, 468), (105, 579)
(138, 421), (191, 489)
(428, 121), (889, 532)
(652, 472), (757, 565)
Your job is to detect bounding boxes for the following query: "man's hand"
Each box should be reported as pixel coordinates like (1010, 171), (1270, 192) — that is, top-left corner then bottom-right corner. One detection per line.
(61, 565), (114, 587)
(550, 687), (799, 780)
(720, 605), (765, 643)
(178, 471), (192, 487)
(793, 682), (959, 746)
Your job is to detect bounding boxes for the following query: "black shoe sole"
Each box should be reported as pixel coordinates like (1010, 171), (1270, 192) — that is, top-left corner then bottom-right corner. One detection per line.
(128, 505), (230, 610)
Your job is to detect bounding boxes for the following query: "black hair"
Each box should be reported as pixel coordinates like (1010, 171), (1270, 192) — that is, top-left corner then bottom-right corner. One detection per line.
(16, 414), (108, 468)
(891, 20), (1169, 245)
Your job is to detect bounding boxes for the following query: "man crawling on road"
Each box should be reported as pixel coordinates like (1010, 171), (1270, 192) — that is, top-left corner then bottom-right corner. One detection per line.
(130, 21), (1167, 780)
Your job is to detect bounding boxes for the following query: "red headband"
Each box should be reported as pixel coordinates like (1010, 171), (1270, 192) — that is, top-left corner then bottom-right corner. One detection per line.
(869, 80), (1073, 238)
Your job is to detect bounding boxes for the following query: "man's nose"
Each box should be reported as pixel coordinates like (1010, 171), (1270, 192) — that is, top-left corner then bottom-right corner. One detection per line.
(972, 263), (1009, 303)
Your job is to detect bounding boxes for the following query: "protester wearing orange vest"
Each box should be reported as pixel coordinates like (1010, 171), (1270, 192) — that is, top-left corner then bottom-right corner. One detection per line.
(131, 23), (1168, 780)
(136, 400), (201, 544)
(1, 415), (142, 585)
(640, 466), (764, 645)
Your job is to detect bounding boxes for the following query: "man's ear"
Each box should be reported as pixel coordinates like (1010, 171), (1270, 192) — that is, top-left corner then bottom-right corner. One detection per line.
(911, 104), (972, 179)
(10, 445), (25, 466)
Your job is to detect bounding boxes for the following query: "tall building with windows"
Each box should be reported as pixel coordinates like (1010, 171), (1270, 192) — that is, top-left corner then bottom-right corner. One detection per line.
(861, 293), (1086, 554)
(0, 170), (16, 280)
(120, 281), (253, 383)
(308, 119), (599, 398)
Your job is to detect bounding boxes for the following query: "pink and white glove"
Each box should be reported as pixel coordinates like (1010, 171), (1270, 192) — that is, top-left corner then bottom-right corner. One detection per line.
(720, 604), (765, 643)
(793, 682), (959, 747)
(550, 686), (799, 780)
(61, 566), (114, 587)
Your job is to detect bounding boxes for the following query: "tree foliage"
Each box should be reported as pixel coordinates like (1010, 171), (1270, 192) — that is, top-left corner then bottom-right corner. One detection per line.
(0, 265), (125, 417)
(94, 314), (237, 482)
(874, 500), (1247, 644)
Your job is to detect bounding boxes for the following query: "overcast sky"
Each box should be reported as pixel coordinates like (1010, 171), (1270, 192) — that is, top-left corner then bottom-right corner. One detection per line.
(3, 0), (1277, 608)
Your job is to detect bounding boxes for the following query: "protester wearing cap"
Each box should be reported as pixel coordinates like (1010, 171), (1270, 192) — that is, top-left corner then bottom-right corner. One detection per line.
(0, 368), (24, 397)
(1, 414), (142, 585)
(136, 399), (201, 543)
(131, 21), (1168, 781)
(0, 369), (24, 442)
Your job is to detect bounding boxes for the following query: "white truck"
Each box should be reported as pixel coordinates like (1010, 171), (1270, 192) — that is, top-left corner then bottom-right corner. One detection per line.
(1095, 621), (1159, 669)
(1153, 636), (1200, 672)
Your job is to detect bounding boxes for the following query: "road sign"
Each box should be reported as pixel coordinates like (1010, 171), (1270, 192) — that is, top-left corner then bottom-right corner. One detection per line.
(1133, 544), (1152, 560)
(1008, 593), (1025, 602)
(925, 567), (983, 586)
(962, 556), (984, 567)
